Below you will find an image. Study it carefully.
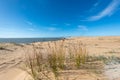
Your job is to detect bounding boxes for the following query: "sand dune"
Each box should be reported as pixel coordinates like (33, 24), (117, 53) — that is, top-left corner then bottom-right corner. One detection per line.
(0, 36), (120, 80)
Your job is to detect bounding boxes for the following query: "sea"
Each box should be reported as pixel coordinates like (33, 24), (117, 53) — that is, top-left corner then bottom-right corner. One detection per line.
(0, 38), (65, 44)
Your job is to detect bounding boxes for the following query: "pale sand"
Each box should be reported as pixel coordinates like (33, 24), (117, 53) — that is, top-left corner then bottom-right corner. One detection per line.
(0, 68), (31, 80)
(0, 36), (120, 80)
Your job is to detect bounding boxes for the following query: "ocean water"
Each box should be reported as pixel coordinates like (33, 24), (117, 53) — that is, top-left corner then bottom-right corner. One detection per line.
(0, 38), (64, 43)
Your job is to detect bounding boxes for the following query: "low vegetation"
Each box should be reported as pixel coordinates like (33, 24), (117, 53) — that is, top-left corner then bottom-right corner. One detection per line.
(0, 44), (6, 50)
(24, 40), (109, 80)
(0, 46), (5, 50)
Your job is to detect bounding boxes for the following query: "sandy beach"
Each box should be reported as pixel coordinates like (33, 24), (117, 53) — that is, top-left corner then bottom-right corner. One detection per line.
(0, 36), (120, 80)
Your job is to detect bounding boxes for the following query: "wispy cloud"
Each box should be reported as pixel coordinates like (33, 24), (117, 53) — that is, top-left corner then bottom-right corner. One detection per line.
(25, 20), (36, 31)
(47, 27), (56, 31)
(78, 25), (88, 31)
(88, 0), (120, 21)
(93, 2), (99, 7)
(65, 23), (71, 26)
(25, 21), (33, 25)
(51, 24), (57, 26)
(28, 28), (34, 31)
(88, 2), (100, 13)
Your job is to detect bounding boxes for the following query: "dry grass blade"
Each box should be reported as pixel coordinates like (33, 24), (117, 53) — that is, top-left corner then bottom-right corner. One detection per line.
(24, 40), (89, 80)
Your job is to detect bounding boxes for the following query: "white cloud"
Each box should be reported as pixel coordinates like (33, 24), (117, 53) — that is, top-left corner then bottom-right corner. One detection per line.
(78, 25), (88, 31)
(88, 0), (120, 21)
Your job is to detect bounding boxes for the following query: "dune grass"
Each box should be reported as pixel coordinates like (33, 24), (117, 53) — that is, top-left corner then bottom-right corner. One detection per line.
(0, 44), (6, 50)
(0, 46), (5, 50)
(25, 40), (89, 80)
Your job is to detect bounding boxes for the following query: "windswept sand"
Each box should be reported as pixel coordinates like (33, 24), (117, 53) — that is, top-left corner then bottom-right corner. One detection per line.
(0, 36), (120, 80)
(0, 43), (28, 80)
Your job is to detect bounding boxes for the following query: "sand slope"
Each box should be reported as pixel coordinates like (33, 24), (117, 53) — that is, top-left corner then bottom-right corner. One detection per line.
(0, 68), (28, 80)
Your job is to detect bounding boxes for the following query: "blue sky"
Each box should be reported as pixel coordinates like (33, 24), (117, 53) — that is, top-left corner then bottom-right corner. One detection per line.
(0, 0), (120, 38)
